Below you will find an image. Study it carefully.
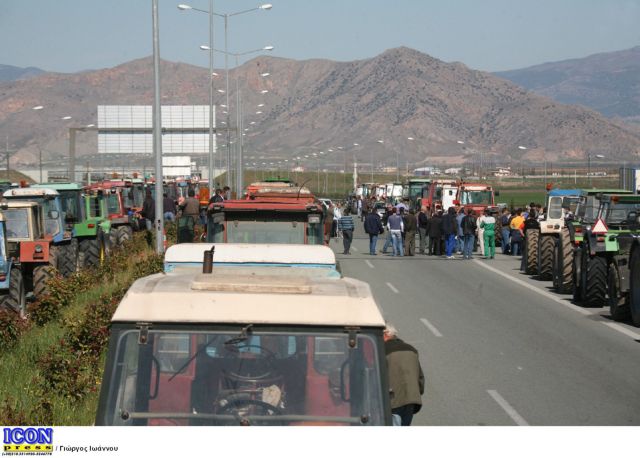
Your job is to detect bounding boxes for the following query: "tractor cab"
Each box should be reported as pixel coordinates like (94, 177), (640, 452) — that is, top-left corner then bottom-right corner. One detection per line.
(3, 188), (70, 243)
(95, 264), (390, 426)
(205, 186), (325, 245)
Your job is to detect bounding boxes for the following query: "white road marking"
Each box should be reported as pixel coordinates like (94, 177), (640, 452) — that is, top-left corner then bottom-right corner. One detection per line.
(386, 282), (399, 294)
(603, 322), (640, 340)
(473, 260), (591, 316)
(487, 390), (529, 426)
(475, 260), (640, 341)
(352, 246), (358, 252)
(420, 318), (443, 337)
(365, 260), (375, 269)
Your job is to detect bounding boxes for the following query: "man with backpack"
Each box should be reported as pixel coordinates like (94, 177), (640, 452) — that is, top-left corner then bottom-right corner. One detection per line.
(461, 208), (477, 260)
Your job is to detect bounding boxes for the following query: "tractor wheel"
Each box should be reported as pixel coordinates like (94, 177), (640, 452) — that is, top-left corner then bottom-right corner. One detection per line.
(78, 238), (101, 269)
(0, 267), (26, 318)
(584, 255), (607, 308)
(608, 263), (630, 322)
(629, 248), (640, 327)
(33, 250), (57, 299)
(58, 240), (77, 277)
(108, 230), (118, 254)
(525, 229), (539, 275)
(116, 225), (133, 246)
(537, 235), (555, 281)
(573, 247), (585, 303)
(554, 228), (575, 294)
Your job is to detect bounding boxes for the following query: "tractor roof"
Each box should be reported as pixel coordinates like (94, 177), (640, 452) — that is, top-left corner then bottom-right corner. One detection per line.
(112, 272), (385, 327)
(3, 188), (59, 198)
(580, 189), (633, 196)
(32, 183), (83, 191)
(165, 243), (336, 266)
(548, 189), (581, 197)
(600, 194), (640, 203)
(213, 200), (322, 211)
(1, 201), (40, 209)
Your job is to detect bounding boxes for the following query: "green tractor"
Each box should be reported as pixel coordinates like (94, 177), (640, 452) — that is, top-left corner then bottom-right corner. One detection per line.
(32, 183), (112, 269)
(610, 211), (640, 327)
(570, 192), (636, 308)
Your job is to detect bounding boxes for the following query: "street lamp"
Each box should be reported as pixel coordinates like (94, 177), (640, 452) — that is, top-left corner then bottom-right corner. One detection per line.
(3, 105), (45, 180)
(178, 1), (215, 197)
(185, 3), (272, 195)
(587, 153), (605, 187)
(205, 45), (274, 197)
(375, 140), (384, 182)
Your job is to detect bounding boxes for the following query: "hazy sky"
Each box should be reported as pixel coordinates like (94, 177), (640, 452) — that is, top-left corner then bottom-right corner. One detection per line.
(1, 0), (639, 73)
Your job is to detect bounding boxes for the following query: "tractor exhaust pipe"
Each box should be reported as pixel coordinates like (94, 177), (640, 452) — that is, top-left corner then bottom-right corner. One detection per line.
(202, 245), (215, 274)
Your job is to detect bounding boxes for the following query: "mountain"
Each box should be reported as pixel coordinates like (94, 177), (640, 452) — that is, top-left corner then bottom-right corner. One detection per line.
(495, 46), (640, 126)
(0, 64), (45, 82)
(2, 47), (640, 169)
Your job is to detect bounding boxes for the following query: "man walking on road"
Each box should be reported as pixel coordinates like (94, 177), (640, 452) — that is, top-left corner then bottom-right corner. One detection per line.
(387, 208), (405, 257)
(364, 208), (384, 255)
(384, 323), (424, 426)
(338, 208), (355, 255)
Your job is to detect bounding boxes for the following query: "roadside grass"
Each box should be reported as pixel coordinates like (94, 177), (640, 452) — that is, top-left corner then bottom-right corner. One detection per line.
(0, 247), (157, 425)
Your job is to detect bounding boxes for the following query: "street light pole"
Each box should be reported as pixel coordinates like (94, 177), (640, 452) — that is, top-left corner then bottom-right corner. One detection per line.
(152, 0), (164, 254)
(208, 0), (215, 197)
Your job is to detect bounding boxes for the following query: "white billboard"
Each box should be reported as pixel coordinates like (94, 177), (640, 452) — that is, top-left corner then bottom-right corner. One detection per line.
(97, 105), (215, 155)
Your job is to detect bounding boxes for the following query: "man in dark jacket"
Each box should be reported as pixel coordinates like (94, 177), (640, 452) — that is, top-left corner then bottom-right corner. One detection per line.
(403, 209), (418, 256)
(427, 210), (443, 256)
(417, 206), (429, 254)
(461, 208), (477, 260)
(363, 208), (384, 255)
(141, 190), (155, 231)
(441, 207), (459, 259)
(162, 193), (176, 222)
(384, 323), (424, 426)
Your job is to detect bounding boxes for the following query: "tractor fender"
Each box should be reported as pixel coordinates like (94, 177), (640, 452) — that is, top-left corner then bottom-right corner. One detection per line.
(610, 257), (630, 295)
(0, 258), (13, 289)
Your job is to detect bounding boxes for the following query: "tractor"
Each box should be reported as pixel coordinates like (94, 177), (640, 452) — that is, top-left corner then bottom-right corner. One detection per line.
(3, 187), (76, 277)
(1, 201), (57, 300)
(0, 212), (26, 317)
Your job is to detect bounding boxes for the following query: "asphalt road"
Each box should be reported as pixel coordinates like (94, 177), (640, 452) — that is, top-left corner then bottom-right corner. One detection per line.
(332, 226), (640, 426)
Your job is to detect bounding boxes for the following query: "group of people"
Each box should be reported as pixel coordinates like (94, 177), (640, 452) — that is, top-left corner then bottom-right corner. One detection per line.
(356, 202), (547, 260)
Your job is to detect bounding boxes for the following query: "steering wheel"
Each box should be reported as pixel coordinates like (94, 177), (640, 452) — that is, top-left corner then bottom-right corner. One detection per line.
(216, 398), (284, 425)
(222, 344), (278, 383)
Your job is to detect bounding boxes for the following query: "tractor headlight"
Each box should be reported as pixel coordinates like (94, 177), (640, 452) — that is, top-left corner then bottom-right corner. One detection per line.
(35, 244), (43, 253)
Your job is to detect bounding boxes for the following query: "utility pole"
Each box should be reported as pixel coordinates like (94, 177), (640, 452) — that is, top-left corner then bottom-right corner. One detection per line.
(4, 136), (17, 181)
(152, 0), (164, 254)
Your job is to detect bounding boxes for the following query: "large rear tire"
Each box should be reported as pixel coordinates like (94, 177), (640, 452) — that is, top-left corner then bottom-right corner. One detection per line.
(554, 228), (574, 294)
(573, 247), (585, 303)
(525, 229), (539, 275)
(629, 248), (640, 327)
(584, 255), (607, 308)
(608, 263), (630, 322)
(0, 267), (26, 318)
(58, 241), (77, 277)
(116, 225), (133, 246)
(33, 245), (58, 299)
(78, 238), (101, 269)
(538, 234), (555, 280)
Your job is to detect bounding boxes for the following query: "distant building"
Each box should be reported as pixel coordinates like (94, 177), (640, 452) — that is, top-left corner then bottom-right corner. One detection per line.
(492, 167), (513, 177)
(444, 167), (462, 175)
(413, 166), (441, 176)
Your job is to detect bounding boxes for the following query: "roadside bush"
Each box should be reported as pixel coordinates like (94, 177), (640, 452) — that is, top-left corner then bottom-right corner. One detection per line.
(0, 311), (28, 351)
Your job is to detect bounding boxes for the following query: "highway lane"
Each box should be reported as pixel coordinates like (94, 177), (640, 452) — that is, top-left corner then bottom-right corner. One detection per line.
(332, 228), (640, 426)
